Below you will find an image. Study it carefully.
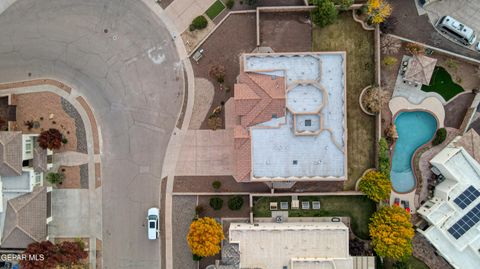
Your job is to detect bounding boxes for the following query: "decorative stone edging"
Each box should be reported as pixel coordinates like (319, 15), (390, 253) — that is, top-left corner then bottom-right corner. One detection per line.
(359, 85), (376, 116)
(355, 168), (376, 191)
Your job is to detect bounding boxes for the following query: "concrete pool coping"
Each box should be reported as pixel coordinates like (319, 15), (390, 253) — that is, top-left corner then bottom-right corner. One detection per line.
(389, 96), (445, 128)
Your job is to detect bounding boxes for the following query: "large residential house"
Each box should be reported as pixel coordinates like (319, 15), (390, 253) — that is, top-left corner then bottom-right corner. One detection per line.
(417, 130), (480, 269)
(212, 222), (374, 269)
(0, 131), (53, 250)
(230, 52), (347, 182)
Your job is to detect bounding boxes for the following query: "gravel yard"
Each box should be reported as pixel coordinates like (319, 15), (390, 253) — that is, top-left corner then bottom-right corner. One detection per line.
(172, 195), (197, 269)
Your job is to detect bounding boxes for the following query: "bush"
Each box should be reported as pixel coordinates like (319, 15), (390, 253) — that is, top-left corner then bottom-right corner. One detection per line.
(46, 172), (65, 185)
(432, 128), (447, 146)
(38, 128), (63, 150)
(192, 254), (203, 261)
(212, 180), (221, 190)
(195, 205), (204, 215)
(405, 42), (424, 55)
(228, 196), (244, 210)
(226, 0), (234, 9)
(383, 56), (398, 66)
(378, 138), (390, 178)
(334, 0), (353, 10)
(362, 86), (387, 113)
(209, 197), (223, 210)
(380, 16), (398, 34)
(190, 16), (208, 31)
(311, 0), (338, 27)
(209, 65), (226, 84)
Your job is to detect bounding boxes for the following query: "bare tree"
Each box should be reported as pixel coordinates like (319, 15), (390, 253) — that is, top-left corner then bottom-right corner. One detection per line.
(380, 35), (401, 55)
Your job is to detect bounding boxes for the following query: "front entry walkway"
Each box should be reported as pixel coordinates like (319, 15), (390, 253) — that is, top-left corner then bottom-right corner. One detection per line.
(175, 129), (233, 176)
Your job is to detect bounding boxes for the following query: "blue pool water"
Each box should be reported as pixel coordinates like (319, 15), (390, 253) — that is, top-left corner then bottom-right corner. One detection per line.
(391, 111), (437, 193)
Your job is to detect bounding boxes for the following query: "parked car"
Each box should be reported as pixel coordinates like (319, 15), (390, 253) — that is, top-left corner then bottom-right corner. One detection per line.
(147, 207), (160, 240)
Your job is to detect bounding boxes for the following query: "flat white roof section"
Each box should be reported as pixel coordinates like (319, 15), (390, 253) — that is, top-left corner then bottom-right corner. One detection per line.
(243, 52), (347, 181)
(418, 143), (480, 269)
(229, 222), (353, 269)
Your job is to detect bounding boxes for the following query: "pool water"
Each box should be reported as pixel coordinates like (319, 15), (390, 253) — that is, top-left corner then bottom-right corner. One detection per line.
(391, 111), (437, 193)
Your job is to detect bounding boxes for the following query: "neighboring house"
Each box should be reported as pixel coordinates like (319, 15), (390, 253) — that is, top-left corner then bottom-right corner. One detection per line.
(417, 130), (480, 269)
(211, 222), (374, 269)
(230, 52), (347, 182)
(0, 131), (53, 250)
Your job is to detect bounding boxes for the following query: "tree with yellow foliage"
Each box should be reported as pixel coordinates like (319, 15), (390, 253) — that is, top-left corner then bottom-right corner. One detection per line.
(369, 206), (414, 260)
(367, 0), (392, 24)
(359, 170), (392, 202)
(187, 217), (225, 258)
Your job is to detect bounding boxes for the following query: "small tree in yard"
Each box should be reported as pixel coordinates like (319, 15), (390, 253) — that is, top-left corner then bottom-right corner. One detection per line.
(187, 217), (225, 258)
(366, 0), (392, 25)
(405, 42), (424, 55)
(212, 180), (221, 190)
(190, 15), (208, 31)
(359, 170), (391, 202)
(380, 16), (398, 34)
(228, 196), (244, 210)
(362, 86), (387, 113)
(38, 128), (63, 150)
(311, 0), (338, 27)
(369, 206), (414, 260)
(380, 35), (401, 55)
(46, 172), (65, 186)
(209, 197), (223, 210)
(209, 65), (226, 83)
(20, 240), (87, 269)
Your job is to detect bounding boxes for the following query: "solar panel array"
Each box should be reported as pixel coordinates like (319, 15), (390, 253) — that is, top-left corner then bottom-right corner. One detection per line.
(448, 203), (480, 239)
(453, 186), (480, 209)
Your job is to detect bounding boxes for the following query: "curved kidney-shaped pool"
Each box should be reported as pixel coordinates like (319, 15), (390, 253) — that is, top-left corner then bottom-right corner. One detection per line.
(391, 111), (437, 193)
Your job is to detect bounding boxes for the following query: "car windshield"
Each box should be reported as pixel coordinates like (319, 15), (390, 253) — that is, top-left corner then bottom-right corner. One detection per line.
(149, 221), (155, 229)
(148, 215), (157, 220)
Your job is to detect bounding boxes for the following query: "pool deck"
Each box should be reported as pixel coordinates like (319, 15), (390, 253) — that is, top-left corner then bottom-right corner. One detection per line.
(390, 191), (416, 214)
(389, 96), (445, 128)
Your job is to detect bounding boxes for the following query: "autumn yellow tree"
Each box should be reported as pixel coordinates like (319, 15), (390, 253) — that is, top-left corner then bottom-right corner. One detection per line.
(187, 217), (225, 257)
(367, 0), (392, 24)
(369, 206), (414, 260)
(359, 170), (392, 202)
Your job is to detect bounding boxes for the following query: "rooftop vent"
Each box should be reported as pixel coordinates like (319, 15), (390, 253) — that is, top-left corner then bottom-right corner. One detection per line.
(293, 160), (298, 165)
(305, 119), (312, 126)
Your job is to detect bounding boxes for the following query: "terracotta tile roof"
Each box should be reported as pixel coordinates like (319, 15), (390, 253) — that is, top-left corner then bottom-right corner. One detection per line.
(453, 129), (480, 164)
(232, 72), (286, 182)
(2, 186), (47, 249)
(0, 131), (23, 177)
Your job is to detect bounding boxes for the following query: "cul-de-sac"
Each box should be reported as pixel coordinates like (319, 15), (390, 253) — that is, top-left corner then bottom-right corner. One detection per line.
(0, 0), (479, 269)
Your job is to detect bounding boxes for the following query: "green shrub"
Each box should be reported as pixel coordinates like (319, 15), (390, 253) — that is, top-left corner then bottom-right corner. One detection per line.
(46, 172), (65, 185)
(311, 0), (338, 27)
(190, 15), (208, 31)
(192, 254), (203, 261)
(226, 0), (234, 9)
(228, 196), (244, 210)
(61, 137), (68, 144)
(212, 180), (222, 190)
(195, 205), (204, 215)
(378, 137), (390, 178)
(334, 0), (353, 10)
(432, 128), (447, 146)
(209, 197), (223, 210)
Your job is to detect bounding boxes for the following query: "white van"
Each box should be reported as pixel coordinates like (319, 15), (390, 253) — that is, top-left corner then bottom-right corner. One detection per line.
(436, 16), (476, 46)
(147, 207), (159, 240)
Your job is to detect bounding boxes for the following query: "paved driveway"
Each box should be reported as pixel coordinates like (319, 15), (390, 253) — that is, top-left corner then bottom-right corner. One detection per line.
(425, 0), (480, 36)
(176, 129), (234, 176)
(0, 1), (183, 268)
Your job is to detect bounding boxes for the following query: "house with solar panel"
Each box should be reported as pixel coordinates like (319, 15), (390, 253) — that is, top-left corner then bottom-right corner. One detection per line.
(417, 130), (480, 269)
(229, 52), (347, 182)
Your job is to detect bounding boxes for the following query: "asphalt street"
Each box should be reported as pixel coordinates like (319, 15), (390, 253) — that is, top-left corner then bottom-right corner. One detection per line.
(0, 0), (183, 268)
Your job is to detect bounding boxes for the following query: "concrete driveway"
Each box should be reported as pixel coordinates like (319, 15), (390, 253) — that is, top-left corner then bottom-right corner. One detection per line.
(176, 129), (234, 176)
(0, 1), (183, 268)
(165, 0), (216, 32)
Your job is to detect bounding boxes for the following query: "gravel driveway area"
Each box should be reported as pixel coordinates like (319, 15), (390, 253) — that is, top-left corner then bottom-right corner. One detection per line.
(172, 195), (197, 269)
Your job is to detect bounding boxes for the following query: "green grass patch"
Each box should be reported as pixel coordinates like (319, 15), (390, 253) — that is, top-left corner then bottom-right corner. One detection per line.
(252, 195), (376, 239)
(407, 256), (430, 269)
(205, 0), (225, 20)
(421, 66), (463, 101)
(312, 12), (376, 190)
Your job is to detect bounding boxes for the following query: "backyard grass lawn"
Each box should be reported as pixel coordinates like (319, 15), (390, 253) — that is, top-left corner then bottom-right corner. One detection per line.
(421, 66), (464, 101)
(407, 256), (430, 269)
(312, 12), (376, 190)
(252, 195), (376, 239)
(205, 0), (225, 20)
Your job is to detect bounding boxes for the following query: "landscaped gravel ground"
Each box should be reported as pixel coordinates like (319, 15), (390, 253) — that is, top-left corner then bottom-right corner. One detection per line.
(172, 195), (197, 269)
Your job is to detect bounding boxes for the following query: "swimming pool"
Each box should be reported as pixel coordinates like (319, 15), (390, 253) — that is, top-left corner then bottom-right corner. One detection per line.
(391, 111), (437, 193)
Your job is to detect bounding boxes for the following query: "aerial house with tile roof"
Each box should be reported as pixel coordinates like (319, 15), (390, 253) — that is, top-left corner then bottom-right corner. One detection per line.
(229, 52), (347, 182)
